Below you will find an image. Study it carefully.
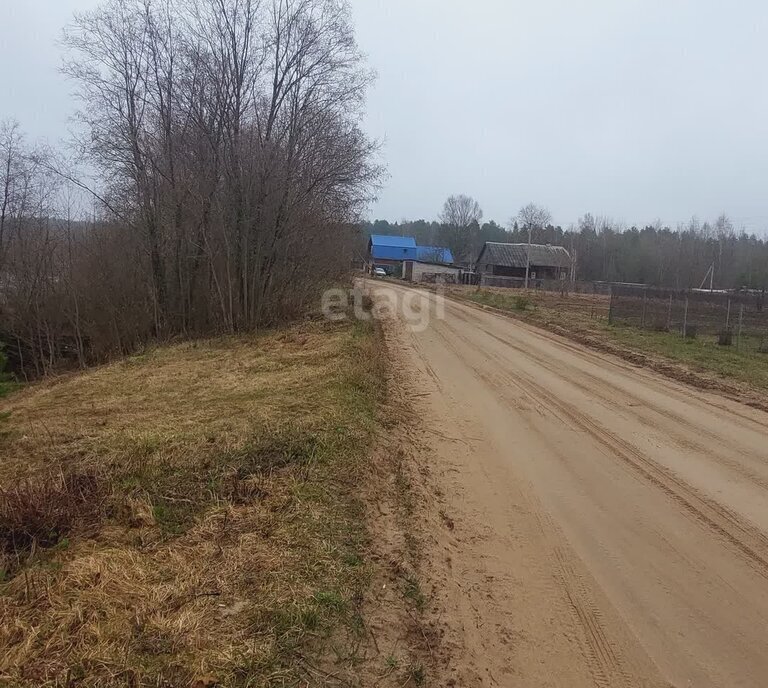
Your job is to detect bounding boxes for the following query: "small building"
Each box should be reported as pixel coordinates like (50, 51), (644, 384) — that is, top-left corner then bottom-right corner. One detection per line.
(476, 242), (571, 281)
(368, 235), (454, 274)
(403, 260), (461, 284)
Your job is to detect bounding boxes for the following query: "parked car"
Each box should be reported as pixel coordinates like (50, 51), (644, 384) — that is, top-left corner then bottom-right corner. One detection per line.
(373, 267), (387, 277)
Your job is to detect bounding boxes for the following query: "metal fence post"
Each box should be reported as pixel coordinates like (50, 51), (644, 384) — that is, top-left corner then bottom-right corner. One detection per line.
(641, 289), (648, 328)
(726, 297), (731, 331)
(683, 295), (689, 338)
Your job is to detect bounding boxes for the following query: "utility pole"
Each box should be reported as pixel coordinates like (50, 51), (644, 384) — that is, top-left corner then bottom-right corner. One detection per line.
(569, 233), (577, 285)
(698, 262), (715, 291)
(570, 249), (577, 285)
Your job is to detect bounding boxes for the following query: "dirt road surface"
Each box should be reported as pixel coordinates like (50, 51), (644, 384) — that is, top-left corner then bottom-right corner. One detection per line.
(370, 280), (768, 688)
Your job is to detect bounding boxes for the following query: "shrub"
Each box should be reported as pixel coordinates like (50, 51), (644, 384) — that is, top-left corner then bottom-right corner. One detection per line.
(0, 470), (106, 567)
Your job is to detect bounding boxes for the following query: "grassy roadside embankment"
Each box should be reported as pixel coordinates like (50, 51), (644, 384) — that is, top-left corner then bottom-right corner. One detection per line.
(0, 381), (15, 399)
(0, 315), (387, 686)
(454, 287), (768, 397)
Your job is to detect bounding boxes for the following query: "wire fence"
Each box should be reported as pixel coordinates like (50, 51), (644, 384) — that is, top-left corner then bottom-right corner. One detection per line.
(479, 275), (610, 293)
(609, 286), (768, 353)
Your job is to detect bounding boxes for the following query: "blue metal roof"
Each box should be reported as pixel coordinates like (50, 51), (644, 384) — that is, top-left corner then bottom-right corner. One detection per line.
(369, 234), (417, 248)
(370, 244), (419, 261)
(416, 246), (455, 264)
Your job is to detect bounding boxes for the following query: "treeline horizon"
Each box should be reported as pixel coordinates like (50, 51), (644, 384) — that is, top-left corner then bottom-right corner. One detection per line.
(363, 213), (768, 290)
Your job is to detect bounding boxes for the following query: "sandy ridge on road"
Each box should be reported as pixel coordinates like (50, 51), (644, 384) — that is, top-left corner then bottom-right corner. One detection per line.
(369, 280), (768, 688)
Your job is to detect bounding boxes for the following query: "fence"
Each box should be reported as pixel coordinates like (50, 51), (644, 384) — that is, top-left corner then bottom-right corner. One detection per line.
(609, 286), (768, 353)
(479, 275), (627, 295)
(480, 275), (578, 292)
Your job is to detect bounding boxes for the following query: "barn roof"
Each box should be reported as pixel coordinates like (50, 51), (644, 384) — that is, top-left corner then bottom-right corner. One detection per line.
(369, 234), (417, 248)
(477, 242), (571, 269)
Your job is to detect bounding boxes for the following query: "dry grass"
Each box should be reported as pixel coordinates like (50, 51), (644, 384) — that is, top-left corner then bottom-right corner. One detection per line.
(0, 317), (385, 686)
(452, 285), (610, 324)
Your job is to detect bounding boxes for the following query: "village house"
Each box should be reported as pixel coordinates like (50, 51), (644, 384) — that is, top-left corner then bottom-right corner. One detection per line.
(476, 242), (571, 282)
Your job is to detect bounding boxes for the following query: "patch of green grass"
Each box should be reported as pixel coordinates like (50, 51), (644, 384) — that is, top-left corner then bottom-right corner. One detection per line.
(465, 289), (523, 312)
(0, 382), (17, 399)
(404, 663), (426, 685)
(514, 295), (531, 311)
(403, 575), (427, 611)
(342, 551), (363, 567)
(313, 589), (347, 611)
(151, 503), (195, 535)
(385, 654), (400, 670)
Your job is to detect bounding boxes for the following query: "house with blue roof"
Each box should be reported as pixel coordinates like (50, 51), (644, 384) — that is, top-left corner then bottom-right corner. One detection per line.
(368, 235), (455, 276)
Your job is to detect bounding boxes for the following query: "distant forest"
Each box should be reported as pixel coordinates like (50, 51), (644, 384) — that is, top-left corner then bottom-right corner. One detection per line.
(362, 213), (768, 290)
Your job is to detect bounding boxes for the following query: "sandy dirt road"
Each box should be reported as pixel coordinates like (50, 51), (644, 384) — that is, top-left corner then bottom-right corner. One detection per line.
(369, 280), (768, 688)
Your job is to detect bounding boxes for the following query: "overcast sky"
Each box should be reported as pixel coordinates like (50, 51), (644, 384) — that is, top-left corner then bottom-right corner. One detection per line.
(4, 0), (768, 231)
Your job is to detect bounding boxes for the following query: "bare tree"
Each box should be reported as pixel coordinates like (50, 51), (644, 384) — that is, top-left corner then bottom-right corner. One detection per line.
(0, 120), (24, 273)
(59, 0), (380, 332)
(0, 0), (382, 379)
(439, 194), (482, 264)
(516, 202), (552, 288)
